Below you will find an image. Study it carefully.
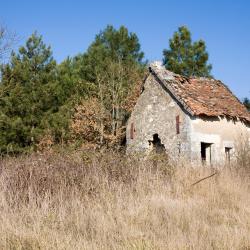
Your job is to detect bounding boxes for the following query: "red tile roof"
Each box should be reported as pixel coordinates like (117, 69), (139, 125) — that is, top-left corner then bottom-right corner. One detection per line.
(149, 62), (250, 123)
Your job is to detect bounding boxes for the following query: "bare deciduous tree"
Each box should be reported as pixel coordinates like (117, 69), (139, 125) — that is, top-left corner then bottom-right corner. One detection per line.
(0, 24), (17, 62)
(70, 61), (144, 147)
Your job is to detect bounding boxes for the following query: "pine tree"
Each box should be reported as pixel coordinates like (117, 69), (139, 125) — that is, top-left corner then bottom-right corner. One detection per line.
(163, 26), (212, 77)
(243, 97), (250, 111)
(0, 32), (57, 153)
(79, 25), (145, 82)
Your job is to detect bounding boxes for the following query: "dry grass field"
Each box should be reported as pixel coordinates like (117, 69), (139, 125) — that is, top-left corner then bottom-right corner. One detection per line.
(0, 149), (249, 250)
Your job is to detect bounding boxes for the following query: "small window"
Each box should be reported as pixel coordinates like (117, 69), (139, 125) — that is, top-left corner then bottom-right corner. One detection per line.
(176, 115), (180, 134)
(130, 122), (135, 139)
(225, 147), (232, 163)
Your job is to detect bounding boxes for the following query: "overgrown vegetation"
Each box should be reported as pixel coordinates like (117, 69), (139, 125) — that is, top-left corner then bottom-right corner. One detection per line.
(0, 151), (249, 249)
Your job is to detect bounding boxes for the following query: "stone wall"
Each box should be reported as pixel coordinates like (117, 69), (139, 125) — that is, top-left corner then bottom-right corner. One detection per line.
(126, 73), (191, 160)
(126, 72), (250, 165)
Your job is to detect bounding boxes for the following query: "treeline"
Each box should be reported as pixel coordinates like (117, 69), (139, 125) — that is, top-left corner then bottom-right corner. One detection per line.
(0, 26), (147, 153)
(0, 24), (248, 154)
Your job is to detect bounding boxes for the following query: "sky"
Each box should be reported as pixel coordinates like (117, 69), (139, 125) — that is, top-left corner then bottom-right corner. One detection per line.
(1, 0), (250, 99)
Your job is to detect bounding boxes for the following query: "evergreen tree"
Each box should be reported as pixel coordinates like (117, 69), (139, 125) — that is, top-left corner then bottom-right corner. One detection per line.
(56, 56), (95, 102)
(79, 25), (145, 82)
(0, 32), (58, 153)
(163, 26), (212, 77)
(46, 57), (95, 145)
(243, 97), (250, 111)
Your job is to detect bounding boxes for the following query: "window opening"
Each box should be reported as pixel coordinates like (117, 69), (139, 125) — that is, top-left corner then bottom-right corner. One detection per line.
(201, 142), (213, 164)
(225, 147), (232, 163)
(148, 134), (166, 154)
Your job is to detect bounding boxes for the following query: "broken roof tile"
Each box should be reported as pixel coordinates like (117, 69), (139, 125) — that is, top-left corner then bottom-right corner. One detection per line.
(149, 62), (250, 123)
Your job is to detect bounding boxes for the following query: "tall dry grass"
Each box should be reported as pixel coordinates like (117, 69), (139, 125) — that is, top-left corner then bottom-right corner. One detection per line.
(0, 150), (249, 249)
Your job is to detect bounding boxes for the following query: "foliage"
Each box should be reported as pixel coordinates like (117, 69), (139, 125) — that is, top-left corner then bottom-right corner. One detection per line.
(56, 57), (94, 103)
(163, 26), (212, 77)
(70, 62), (144, 147)
(0, 25), (145, 153)
(243, 97), (250, 111)
(0, 33), (76, 153)
(79, 25), (145, 82)
(70, 25), (146, 146)
(71, 98), (111, 146)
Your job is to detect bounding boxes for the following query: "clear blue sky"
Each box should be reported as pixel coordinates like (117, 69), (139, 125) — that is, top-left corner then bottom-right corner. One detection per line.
(1, 0), (250, 99)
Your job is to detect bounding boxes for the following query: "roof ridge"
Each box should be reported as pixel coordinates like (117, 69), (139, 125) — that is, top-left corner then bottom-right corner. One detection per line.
(148, 61), (250, 123)
(149, 64), (195, 116)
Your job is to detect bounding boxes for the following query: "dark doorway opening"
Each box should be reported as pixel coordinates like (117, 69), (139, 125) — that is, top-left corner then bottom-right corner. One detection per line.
(225, 147), (232, 163)
(149, 134), (166, 154)
(201, 142), (213, 164)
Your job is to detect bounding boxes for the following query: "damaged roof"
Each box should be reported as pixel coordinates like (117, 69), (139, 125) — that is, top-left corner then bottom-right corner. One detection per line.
(149, 61), (250, 123)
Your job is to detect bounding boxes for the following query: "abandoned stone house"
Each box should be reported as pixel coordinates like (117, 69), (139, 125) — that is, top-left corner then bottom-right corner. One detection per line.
(126, 61), (250, 164)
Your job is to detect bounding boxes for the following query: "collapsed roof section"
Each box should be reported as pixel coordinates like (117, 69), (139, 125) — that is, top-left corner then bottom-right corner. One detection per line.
(149, 61), (250, 123)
